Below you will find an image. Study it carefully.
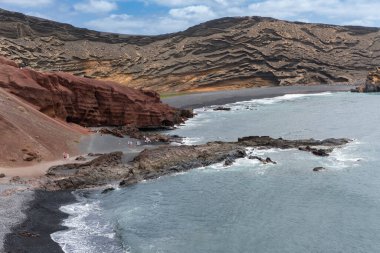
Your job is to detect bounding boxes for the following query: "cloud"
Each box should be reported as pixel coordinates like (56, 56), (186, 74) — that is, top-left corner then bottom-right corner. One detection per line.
(0, 0), (53, 7)
(169, 5), (216, 21)
(247, 0), (380, 26)
(8, 0), (380, 35)
(74, 0), (117, 13)
(86, 13), (189, 34)
(150, 0), (206, 7)
(25, 11), (51, 19)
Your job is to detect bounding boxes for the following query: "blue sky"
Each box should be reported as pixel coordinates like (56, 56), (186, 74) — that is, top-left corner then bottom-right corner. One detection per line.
(0, 0), (379, 35)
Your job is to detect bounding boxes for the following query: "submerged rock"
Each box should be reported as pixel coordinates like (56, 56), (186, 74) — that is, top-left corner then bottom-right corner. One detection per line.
(249, 156), (277, 164)
(101, 187), (115, 194)
(313, 167), (326, 172)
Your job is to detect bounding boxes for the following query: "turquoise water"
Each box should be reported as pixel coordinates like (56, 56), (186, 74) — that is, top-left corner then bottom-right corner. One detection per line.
(52, 92), (380, 253)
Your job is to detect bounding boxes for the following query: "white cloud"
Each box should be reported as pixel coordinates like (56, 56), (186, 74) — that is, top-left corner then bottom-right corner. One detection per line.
(19, 0), (380, 35)
(74, 0), (117, 13)
(169, 5), (216, 21)
(26, 11), (51, 19)
(86, 13), (189, 34)
(0, 0), (53, 7)
(247, 0), (380, 26)
(150, 0), (246, 7)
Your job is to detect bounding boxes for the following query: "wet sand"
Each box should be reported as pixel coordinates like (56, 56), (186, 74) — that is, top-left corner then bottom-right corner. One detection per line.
(163, 85), (354, 109)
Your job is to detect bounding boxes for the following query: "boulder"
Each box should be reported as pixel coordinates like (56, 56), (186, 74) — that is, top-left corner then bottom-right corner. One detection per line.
(22, 152), (40, 162)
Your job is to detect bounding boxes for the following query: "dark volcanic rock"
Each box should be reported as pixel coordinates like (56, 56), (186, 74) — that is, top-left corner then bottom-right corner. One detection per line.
(249, 155), (277, 164)
(214, 107), (231, 111)
(44, 136), (350, 190)
(101, 187), (115, 194)
(313, 167), (326, 172)
(0, 9), (377, 92)
(45, 152), (130, 190)
(0, 57), (189, 128)
(0, 173), (5, 178)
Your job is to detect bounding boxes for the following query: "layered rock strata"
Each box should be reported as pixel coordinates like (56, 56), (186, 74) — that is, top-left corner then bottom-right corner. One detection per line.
(0, 9), (378, 92)
(0, 57), (188, 128)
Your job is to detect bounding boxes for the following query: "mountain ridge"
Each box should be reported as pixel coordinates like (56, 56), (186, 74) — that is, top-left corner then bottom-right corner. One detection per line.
(1, 8), (379, 92)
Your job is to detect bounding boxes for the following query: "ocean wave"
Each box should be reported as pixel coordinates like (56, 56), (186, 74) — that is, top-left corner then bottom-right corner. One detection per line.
(235, 92), (332, 106)
(322, 140), (363, 169)
(51, 191), (125, 253)
(201, 92), (333, 112)
(181, 137), (204, 145)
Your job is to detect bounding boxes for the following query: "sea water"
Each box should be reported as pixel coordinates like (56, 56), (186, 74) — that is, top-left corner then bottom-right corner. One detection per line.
(52, 92), (380, 253)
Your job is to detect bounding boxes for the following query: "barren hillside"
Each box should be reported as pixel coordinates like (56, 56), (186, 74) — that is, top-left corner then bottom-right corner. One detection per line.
(1, 9), (379, 92)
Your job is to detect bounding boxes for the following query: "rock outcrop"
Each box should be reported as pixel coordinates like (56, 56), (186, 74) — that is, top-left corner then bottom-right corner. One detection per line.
(0, 56), (189, 128)
(0, 9), (377, 93)
(352, 67), (380, 92)
(44, 136), (351, 190)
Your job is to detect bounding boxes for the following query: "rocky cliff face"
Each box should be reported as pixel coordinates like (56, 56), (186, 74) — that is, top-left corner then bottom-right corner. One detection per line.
(0, 9), (379, 92)
(0, 57), (187, 128)
(352, 67), (380, 92)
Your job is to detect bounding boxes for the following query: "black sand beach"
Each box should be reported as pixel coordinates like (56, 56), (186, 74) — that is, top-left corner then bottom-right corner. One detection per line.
(163, 85), (354, 109)
(2, 85), (355, 253)
(4, 191), (76, 253)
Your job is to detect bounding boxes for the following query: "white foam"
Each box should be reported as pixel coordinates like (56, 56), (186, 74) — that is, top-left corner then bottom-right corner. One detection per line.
(51, 192), (125, 253)
(323, 140), (363, 169)
(203, 92), (333, 112)
(240, 92), (332, 106)
(182, 137), (203, 145)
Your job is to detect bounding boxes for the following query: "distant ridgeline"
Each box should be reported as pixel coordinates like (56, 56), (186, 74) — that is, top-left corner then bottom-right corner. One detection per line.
(0, 8), (380, 92)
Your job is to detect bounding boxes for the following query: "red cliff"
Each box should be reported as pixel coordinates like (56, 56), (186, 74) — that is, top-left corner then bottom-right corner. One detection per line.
(0, 56), (188, 128)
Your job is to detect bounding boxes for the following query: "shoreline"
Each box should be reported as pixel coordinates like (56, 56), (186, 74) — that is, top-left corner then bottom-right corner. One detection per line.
(2, 85), (354, 253)
(162, 84), (354, 109)
(4, 190), (76, 253)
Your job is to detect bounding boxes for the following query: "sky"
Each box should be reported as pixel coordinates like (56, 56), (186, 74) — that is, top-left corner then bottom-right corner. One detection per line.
(0, 0), (379, 35)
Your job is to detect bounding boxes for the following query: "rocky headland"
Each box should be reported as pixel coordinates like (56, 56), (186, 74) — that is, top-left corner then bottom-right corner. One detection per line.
(0, 9), (378, 93)
(42, 136), (351, 190)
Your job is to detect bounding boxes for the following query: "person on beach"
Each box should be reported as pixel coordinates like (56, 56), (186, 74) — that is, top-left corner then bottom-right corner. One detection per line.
(63, 152), (70, 160)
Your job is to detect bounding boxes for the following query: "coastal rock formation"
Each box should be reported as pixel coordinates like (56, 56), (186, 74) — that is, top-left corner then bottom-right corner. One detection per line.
(0, 9), (378, 92)
(0, 56), (189, 128)
(45, 136), (350, 190)
(352, 67), (380, 92)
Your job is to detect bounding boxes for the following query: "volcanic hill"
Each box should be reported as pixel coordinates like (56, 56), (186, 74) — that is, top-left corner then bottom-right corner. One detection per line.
(1, 8), (380, 92)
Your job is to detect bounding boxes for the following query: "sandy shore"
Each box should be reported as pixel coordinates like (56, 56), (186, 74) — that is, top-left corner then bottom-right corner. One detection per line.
(163, 85), (354, 109)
